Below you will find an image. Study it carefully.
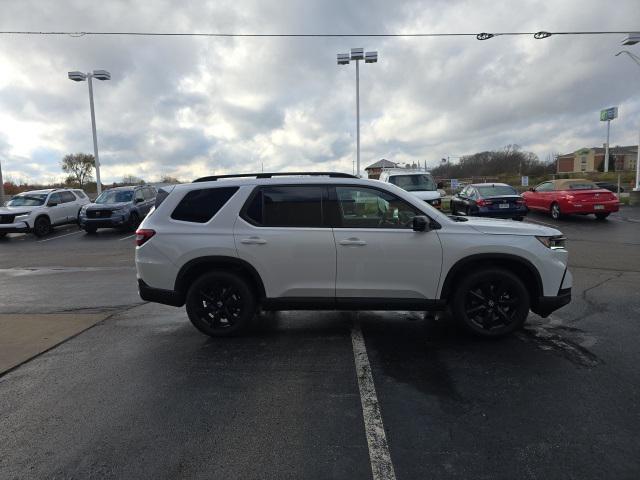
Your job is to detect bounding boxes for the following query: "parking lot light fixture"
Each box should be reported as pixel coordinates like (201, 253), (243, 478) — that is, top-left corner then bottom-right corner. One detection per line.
(337, 48), (378, 178)
(68, 69), (111, 195)
(615, 44), (640, 191)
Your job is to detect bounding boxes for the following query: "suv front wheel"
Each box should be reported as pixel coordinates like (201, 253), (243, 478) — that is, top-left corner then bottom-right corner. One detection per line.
(186, 272), (257, 337)
(451, 268), (530, 337)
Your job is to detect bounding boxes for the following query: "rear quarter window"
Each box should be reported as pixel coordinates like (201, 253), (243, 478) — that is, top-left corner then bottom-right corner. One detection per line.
(171, 187), (239, 223)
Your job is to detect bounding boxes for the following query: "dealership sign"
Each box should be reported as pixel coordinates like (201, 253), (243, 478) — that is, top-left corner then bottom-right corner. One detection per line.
(600, 107), (618, 121)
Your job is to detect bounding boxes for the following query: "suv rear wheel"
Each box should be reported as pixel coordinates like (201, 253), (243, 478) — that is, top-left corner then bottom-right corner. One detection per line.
(186, 272), (257, 337)
(451, 268), (530, 337)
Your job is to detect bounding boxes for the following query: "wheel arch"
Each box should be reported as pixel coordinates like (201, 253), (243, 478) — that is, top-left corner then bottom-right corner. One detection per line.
(440, 253), (543, 306)
(175, 256), (266, 299)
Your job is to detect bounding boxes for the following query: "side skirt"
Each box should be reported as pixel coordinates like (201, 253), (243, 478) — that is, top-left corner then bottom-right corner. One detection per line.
(261, 297), (447, 311)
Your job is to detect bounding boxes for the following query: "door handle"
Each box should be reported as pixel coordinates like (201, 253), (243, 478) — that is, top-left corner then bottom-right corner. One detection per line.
(241, 237), (267, 245)
(339, 238), (367, 246)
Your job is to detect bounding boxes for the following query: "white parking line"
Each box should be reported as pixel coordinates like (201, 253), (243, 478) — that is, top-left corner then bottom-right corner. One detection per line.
(37, 230), (82, 243)
(351, 320), (397, 480)
(119, 234), (136, 241)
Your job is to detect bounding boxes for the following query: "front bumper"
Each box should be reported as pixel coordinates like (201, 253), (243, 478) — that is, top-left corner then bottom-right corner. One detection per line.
(0, 221), (30, 233)
(80, 215), (127, 228)
(532, 288), (571, 317)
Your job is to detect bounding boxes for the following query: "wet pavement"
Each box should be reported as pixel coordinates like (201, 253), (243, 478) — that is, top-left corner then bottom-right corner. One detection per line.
(1, 209), (639, 479)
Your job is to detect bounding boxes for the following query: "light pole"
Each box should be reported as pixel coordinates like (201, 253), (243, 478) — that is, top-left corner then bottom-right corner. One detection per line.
(616, 33), (640, 191)
(68, 69), (111, 195)
(337, 48), (378, 178)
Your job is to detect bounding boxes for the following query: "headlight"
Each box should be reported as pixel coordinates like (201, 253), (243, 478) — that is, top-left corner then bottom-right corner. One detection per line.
(111, 208), (125, 215)
(15, 212), (31, 218)
(536, 235), (567, 250)
(80, 206), (89, 214)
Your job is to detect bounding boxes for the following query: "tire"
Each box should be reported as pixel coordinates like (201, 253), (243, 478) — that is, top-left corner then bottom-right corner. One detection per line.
(186, 272), (257, 337)
(84, 226), (97, 234)
(550, 202), (562, 221)
(0, 232), (6, 238)
(451, 268), (530, 338)
(126, 212), (140, 232)
(33, 216), (51, 237)
(595, 212), (610, 221)
(513, 216), (524, 221)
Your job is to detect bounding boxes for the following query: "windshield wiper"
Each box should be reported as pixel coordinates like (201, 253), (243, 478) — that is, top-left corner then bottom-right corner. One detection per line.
(449, 215), (469, 222)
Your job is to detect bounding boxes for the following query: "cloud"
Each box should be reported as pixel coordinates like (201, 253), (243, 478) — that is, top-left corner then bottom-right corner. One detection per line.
(0, 0), (639, 183)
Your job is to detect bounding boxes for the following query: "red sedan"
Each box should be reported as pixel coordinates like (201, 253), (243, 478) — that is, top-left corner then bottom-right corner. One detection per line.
(522, 179), (619, 221)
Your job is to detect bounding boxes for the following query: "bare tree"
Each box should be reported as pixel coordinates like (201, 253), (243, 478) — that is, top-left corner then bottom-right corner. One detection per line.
(61, 153), (95, 188)
(122, 175), (145, 185)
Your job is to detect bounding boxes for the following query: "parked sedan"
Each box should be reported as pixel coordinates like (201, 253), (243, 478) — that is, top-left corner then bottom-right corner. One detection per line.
(595, 181), (625, 193)
(450, 183), (527, 220)
(522, 179), (619, 220)
(79, 185), (157, 233)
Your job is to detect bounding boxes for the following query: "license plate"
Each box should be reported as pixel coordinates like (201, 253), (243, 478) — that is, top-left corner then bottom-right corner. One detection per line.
(594, 205), (604, 210)
(499, 203), (510, 209)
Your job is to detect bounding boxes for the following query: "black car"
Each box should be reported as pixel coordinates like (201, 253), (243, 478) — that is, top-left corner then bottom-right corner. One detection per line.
(450, 183), (527, 220)
(594, 181), (624, 193)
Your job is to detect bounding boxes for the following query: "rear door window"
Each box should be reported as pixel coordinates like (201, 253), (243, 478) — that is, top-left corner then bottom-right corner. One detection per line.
(242, 186), (324, 228)
(171, 187), (239, 223)
(60, 191), (76, 203)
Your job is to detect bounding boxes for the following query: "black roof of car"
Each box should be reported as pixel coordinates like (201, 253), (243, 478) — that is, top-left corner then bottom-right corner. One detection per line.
(467, 182), (513, 187)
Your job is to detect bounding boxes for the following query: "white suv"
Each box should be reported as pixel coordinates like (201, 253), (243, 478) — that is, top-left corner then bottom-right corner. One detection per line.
(378, 169), (443, 209)
(135, 172), (572, 338)
(0, 188), (90, 238)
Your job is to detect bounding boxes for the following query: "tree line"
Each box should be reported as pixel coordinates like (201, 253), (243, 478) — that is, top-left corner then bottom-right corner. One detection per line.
(430, 145), (556, 179)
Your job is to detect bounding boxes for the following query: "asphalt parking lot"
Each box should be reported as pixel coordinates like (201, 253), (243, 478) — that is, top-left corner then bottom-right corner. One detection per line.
(1, 210), (640, 479)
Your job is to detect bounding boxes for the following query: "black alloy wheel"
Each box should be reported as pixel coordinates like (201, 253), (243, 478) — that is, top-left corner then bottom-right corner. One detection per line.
(186, 272), (256, 337)
(126, 212), (140, 232)
(33, 216), (51, 237)
(452, 268), (530, 337)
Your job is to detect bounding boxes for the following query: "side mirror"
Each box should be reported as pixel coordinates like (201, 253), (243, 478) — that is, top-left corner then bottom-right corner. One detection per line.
(47, 201), (58, 207)
(528, 187), (534, 192)
(412, 215), (430, 232)
(437, 182), (444, 189)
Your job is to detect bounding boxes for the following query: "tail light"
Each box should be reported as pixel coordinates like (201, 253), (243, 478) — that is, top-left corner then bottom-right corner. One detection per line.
(476, 199), (493, 206)
(135, 229), (155, 246)
(515, 199), (525, 205)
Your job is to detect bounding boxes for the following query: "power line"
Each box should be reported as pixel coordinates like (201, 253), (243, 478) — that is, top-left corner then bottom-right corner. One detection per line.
(0, 30), (635, 40)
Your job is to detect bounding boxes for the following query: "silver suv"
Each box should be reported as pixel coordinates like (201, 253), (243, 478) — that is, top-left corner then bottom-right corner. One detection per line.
(0, 188), (90, 238)
(135, 172), (572, 338)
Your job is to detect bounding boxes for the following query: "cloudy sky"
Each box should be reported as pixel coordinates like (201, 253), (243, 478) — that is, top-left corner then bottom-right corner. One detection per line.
(0, 0), (639, 184)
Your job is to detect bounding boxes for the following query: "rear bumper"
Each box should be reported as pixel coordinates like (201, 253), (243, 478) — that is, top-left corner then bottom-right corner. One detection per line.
(532, 288), (571, 317)
(563, 201), (619, 214)
(476, 208), (528, 218)
(138, 279), (184, 307)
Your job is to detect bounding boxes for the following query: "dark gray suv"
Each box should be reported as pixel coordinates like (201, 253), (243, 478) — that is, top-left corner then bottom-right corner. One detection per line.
(79, 185), (157, 233)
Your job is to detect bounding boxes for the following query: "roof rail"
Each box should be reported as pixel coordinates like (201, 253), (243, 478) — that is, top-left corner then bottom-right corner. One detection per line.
(193, 172), (357, 182)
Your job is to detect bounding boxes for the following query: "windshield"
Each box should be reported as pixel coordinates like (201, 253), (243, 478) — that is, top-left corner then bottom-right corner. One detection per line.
(476, 185), (518, 197)
(95, 190), (134, 204)
(7, 194), (47, 206)
(388, 174), (436, 192)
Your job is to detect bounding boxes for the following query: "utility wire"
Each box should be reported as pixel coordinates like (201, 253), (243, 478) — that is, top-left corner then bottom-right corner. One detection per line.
(0, 30), (635, 40)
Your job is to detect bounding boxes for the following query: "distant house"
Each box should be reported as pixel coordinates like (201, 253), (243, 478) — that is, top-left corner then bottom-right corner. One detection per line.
(364, 159), (399, 179)
(557, 146), (638, 173)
